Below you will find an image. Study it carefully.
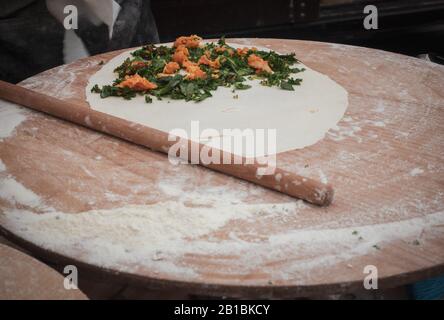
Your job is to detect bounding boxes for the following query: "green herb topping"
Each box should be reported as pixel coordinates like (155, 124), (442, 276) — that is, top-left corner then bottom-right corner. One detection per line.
(91, 35), (304, 103)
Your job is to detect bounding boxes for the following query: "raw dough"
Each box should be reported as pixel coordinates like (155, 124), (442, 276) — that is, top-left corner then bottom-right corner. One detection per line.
(86, 43), (348, 156)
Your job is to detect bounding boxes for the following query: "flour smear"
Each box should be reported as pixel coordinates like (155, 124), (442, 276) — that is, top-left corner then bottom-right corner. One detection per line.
(2, 175), (444, 281)
(0, 101), (28, 139)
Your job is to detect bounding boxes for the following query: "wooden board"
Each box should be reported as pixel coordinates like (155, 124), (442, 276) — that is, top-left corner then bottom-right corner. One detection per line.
(1, 39), (444, 298)
(0, 244), (87, 299)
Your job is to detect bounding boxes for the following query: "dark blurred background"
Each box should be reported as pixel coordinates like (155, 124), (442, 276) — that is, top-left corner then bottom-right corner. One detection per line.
(152, 0), (444, 57)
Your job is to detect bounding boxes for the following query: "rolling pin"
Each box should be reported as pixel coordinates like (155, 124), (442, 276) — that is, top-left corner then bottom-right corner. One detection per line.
(0, 80), (334, 206)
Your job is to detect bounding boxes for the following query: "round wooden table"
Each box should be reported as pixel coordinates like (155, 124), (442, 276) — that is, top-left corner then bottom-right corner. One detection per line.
(0, 39), (443, 298)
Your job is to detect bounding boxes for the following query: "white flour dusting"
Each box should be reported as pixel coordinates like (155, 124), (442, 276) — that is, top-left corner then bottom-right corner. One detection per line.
(260, 211), (444, 279)
(0, 101), (28, 139)
(0, 177), (42, 208)
(371, 121), (386, 127)
(0, 200), (303, 277)
(0, 169), (305, 277)
(2, 198), (444, 281)
(0, 159), (5, 172)
(104, 191), (122, 202)
(328, 123), (363, 143)
(410, 168), (424, 176)
(1, 168), (443, 281)
(318, 169), (328, 184)
(327, 115), (389, 143)
(375, 101), (386, 113)
(80, 165), (96, 178)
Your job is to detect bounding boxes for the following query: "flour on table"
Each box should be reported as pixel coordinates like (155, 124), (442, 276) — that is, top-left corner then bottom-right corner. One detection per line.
(374, 101), (386, 113)
(86, 43), (349, 156)
(318, 169), (328, 184)
(0, 177), (42, 209)
(410, 168), (424, 176)
(0, 199), (303, 277)
(2, 190), (444, 281)
(1, 162), (443, 280)
(0, 101), (28, 139)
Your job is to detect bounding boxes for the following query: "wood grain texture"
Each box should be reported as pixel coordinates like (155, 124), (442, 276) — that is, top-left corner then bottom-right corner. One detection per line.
(0, 39), (443, 298)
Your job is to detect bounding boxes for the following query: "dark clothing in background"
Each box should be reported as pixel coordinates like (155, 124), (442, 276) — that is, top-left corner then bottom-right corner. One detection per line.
(110, 0), (159, 51)
(0, 0), (159, 83)
(0, 1), (64, 83)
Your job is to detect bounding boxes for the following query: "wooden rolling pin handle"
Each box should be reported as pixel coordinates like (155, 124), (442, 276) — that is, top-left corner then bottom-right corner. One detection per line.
(0, 80), (334, 206)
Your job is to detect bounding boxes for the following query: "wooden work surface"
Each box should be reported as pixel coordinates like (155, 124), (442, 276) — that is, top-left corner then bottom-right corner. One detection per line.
(0, 39), (443, 298)
(0, 244), (87, 299)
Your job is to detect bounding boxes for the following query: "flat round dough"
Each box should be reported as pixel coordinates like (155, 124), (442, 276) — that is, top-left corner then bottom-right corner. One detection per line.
(86, 43), (348, 156)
